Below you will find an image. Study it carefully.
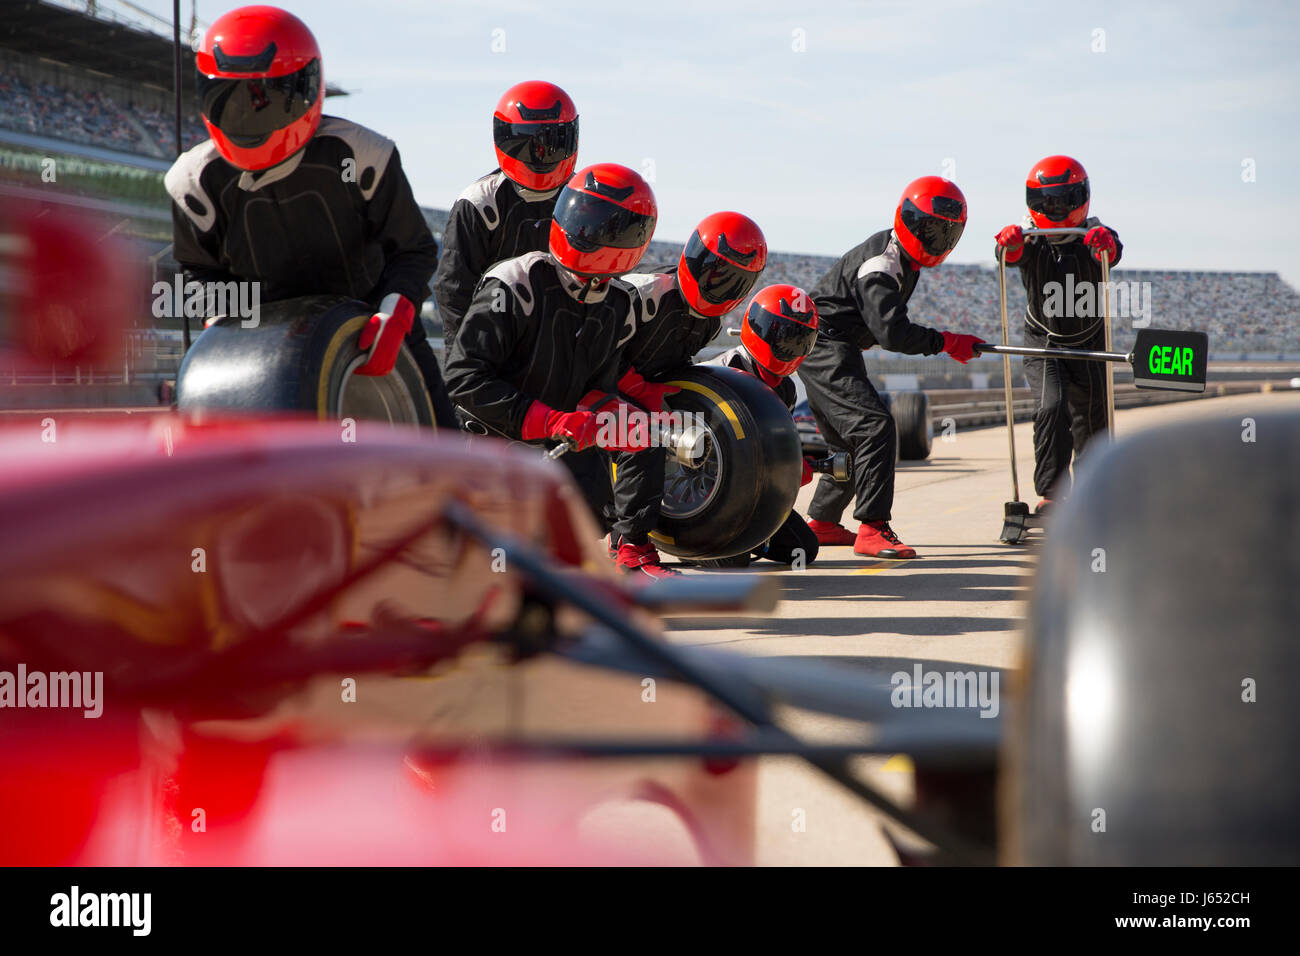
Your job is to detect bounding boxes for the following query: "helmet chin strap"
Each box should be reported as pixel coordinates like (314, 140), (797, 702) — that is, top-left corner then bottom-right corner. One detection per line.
(555, 263), (610, 303)
(577, 276), (608, 302)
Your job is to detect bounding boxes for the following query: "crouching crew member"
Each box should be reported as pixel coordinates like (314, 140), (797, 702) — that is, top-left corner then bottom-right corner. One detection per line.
(994, 155), (1121, 512)
(444, 163), (660, 524)
(166, 5), (453, 425)
(434, 81), (579, 342)
(694, 284), (822, 569)
(607, 212), (768, 578)
(799, 176), (984, 559)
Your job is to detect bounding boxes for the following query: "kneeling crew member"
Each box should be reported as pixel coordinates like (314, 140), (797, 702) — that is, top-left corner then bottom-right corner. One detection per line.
(444, 163), (661, 523)
(697, 284), (822, 569)
(607, 211), (768, 578)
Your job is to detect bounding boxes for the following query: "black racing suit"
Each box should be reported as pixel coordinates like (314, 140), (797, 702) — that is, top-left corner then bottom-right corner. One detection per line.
(443, 251), (633, 527)
(800, 229), (945, 524)
(606, 267), (721, 544)
(1005, 217), (1123, 497)
(694, 347), (819, 567)
(165, 115), (454, 426)
(432, 169), (560, 341)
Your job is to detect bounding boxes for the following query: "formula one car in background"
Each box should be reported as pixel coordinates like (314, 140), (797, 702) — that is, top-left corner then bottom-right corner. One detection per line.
(793, 388), (932, 464)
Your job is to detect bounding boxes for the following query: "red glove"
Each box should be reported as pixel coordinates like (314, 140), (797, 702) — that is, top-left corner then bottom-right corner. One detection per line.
(603, 420), (652, 453)
(573, 389), (656, 452)
(941, 331), (985, 365)
(355, 293), (415, 376)
(995, 224), (1025, 263)
(521, 402), (600, 451)
(599, 396), (655, 452)
(801, 458), (814, 487)
(1084, 226), (1117, 262)
(617, 367), (679, 413)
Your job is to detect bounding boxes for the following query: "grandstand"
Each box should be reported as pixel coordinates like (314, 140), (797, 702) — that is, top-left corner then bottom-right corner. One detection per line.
(0, 0), (346, 237)
(1, 2), (206, 160)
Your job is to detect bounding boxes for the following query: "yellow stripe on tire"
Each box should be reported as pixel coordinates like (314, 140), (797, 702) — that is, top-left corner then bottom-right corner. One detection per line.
(315, 315), (437, 430)
(316, 314), (369, 419)
(666, 379), (745, 439)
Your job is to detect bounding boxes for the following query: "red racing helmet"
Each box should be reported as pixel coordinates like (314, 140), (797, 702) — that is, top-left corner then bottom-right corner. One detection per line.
(893, 176), (967, 267)
(493, 81), (579, 191)
(740, 284), (819, 378)
(195, 5), (323, 171)
(549, 164), (657, 278)
(1026, 155), (1090, 228)
(677, 212), (767, 318)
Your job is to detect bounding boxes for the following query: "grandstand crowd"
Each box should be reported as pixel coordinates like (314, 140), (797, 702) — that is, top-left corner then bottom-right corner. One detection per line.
(730, 252), (1300, 356)
(638, 242), (1298, 356)
(0, 66), (205, 157)
(3, 63), (1297, 356)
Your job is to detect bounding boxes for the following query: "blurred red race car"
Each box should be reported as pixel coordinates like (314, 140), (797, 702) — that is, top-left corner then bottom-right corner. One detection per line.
(0, 413), (772, 865)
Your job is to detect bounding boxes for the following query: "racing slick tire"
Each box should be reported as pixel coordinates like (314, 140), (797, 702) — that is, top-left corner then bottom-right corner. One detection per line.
(651, 366), (802, 559)
(1006, 408), (1300, 865)
(176, 294), (435, 427)
(892, 390), (932, 460)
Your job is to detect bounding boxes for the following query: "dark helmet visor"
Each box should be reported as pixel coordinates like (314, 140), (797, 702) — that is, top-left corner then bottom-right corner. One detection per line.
(553, 188), (654, 252)
(682, 231), (759, 306)
(899, 197), (966, 256)
(747, 302), (818, 364)
(1026, 180), (1090, 222)
(198, 59), (320, 146)
(493, 117), (578, 173)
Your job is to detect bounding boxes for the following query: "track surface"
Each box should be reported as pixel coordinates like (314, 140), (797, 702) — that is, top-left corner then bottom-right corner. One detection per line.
(659, 390), (1300, 865)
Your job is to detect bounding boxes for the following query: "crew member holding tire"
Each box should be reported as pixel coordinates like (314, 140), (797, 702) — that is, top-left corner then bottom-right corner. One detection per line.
(433, 81), (580, 342)
(995, 155), (1121, 513)
(606, 212), (768, 578)
(694, 284), (822, 569)
(444, 163), (662, 525)
(799, 177), (985, 559)
(166, 5), (455, 426)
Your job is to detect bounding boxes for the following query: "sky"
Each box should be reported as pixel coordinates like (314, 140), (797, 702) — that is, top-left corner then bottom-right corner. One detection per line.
(120, 0), (1300, 286)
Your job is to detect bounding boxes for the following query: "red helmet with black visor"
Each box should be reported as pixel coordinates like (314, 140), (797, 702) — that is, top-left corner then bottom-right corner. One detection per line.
(493, 81), (579, 191)
(740, 284), (820, 378)
(893, 176), (967, 267)
(677, 212), (767, 317)
(1025, 155), (1090, 228)
(549, 164), (657, 279)
(195, 5), (323, 172)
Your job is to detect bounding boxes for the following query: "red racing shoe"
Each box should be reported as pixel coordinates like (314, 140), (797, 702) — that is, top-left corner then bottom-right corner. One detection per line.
(807, 519), (857, 546)
(614, 538), (681, 579)
(854, 521), (917, 559)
